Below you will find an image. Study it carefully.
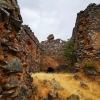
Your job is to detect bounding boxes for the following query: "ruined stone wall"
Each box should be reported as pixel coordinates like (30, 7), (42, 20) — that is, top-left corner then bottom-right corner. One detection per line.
(72, 3), (100, 75)
(20, 25), (42, 72)
(0, 0), (42, 99)
(40, 38), (68, 71)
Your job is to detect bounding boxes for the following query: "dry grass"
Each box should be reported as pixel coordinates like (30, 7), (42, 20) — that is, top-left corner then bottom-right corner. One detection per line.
(83, 61), (97, 68)
(32, 73), (100, 100)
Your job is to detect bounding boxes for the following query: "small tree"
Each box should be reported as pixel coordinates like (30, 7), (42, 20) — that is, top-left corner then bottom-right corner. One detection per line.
(62, 40), (76, 64)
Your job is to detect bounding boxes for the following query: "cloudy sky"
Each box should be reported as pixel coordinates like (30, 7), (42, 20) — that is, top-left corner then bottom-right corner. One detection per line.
(18, 0), (100, 42)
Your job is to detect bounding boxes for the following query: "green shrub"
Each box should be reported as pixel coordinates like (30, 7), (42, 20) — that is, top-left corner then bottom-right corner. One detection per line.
(83, 61), (97, 68)
(62, 40), (76, 63)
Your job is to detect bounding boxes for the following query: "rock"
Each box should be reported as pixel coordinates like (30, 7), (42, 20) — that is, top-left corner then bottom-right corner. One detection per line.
(0, 0), (13, 10)
(11, 16), (22, 30)
(1, 89), (15, 98)
(86, 70), (98, 75)
(11, 88), (19, 98)
(0, 58), (23, 73)
(3, 76), (19, 90)
(9, 46), (20, 52)
(12, 93), (26, 100)
(2, 30), (11, 37)
(73, 74), (81, 80)
(44, 79), (49, 85)
(39, 96), (47, 100)
(20, 85), (27, 95)
(48, 90), (58, 100)
(26, 89), (33, 98)
(80, 81), (87, 87)
(0, 38), (11, 46)
(32, 85), (38, 92)
(47, 34), (54, 41)
(50, 83), (61, 90)
(66, 94), (80, 100)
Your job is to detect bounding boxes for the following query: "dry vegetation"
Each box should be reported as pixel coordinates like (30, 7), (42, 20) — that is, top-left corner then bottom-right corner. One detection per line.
(31, 73), (100, 100)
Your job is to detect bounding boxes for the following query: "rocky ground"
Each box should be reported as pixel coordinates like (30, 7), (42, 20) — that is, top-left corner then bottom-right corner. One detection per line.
(31, 73), (100, 100)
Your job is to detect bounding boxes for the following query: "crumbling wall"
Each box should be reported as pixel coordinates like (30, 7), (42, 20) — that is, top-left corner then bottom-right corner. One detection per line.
(72, 3), (100, 75)
(0, 0), (41, 99)
(40, 37), (68, 71)
(20, 25), (42, 72)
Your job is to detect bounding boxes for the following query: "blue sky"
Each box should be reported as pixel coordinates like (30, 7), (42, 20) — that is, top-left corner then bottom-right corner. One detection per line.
(18, 0), (100, 42)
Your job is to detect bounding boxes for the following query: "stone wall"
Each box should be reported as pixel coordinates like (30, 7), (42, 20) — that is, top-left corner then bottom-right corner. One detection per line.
(20, 25), (42, 72)
(0, 0), (41, 99)
(72, 3), (100, 75)
(40, 37), (68, 71)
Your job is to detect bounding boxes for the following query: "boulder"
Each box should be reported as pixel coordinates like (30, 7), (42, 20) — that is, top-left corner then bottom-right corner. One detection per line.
(0, 58), (23, 73)
(47, 34), (54, 41)
(66, 94), (80, 100)
(48, 90), (58, 100)
(3, 76), (19, 90)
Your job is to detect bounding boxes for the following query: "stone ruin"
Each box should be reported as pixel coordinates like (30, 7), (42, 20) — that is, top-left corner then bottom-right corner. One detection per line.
(0, 0), (41, 99)
(0, 1), (67, 99)
(72, 3), (100, 75)
(0, 0), (100, 99)
(40, 35), (68, 72)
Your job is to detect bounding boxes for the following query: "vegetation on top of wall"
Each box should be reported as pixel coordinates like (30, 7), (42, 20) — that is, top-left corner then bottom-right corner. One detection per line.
(62, 40), (76, 64)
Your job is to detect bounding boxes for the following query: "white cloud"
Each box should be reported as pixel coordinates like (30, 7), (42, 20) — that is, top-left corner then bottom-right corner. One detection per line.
(18, 0), (100, 42)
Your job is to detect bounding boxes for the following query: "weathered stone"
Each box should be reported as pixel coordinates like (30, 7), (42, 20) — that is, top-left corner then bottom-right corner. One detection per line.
(73, 74), (81, 80)
(80, 81), (88, 87)
(3, 76), (19, 89)
(11, 88), (19, 98)
(11, 16), (22, 30)
(26, 89), (33, 98)
(72, 3), (100, 74)
(1, 89), (15, 98)
(47, 34), (54, 41)
(20, 85), (27, 95)
(44, 79), (50, 85)
(40, 38), (68, 71)
(86, 70), (98, 75)
(9, 46), (20, 52)
(0, 58), (23, 73)
(0, 0), (13, 24)
(39, 96), (47, 100)
(48, 90), (58, 100)
(2, 30), (11, 37)
(12, 93), (26, 100)
(66, 94), (80, 100)
(0, 38), (10, 46)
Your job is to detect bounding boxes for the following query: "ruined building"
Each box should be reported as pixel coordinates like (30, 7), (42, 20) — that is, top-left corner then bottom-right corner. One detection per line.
(0, 0), (67, 99)
(0, 0), (100, 100)
(40, 34), (68, 72)
(0, 0), (40, 99)
(72, 3), (100, 75)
